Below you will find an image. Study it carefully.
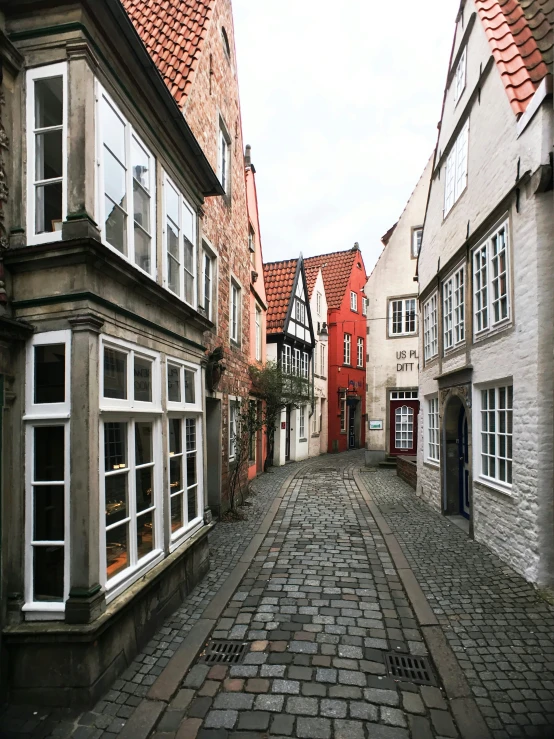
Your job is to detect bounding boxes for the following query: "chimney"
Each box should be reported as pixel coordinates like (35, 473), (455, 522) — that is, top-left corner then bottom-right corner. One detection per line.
(351, 242), (359, 251)
(244, 144), (252, 167)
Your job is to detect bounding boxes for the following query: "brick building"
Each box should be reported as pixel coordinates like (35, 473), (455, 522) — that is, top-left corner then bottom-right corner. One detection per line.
(125, 0), (254, 513)
(417, 0), (553, 585)
(305, 247), (368, 453)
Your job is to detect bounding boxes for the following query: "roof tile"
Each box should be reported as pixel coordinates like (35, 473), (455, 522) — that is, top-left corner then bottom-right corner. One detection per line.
(304, 249), (367, 311)
(263, 259), (298, 335)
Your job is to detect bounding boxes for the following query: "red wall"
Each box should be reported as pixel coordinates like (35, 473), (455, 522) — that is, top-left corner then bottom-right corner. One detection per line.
(327, 254), (367, 453)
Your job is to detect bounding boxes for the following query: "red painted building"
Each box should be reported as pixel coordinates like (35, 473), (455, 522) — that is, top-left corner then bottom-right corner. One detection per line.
(305, 246), (368, 453)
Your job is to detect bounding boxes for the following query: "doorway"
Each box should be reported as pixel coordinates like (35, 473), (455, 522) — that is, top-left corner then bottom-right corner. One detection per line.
(285, 405), (291, 461)
(206, 397), (222, 515)
(443, 394), (471, 522)
(348, 404), (356, 448)
(459, 407), (470, 518)
(389, 396), (419, 456)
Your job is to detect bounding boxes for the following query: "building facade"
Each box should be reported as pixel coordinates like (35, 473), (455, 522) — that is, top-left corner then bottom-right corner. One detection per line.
(305, 266), (329, 458)
(125, 0), (254, 514)
(245, 146), (268, 478)
(365, 159), (432, 465)
(263, 257), (315, 465)
(305, 247), (368, 453)
(0, 0), (226, 705)
(417, 0), (553, 585)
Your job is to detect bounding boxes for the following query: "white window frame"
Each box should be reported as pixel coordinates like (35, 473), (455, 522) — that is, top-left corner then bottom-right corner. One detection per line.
(282, 344), (292, 375)
(162, 171), (197, 307)
(426, 396), (440, 464)
(362, 297), (368, 316)
(299, 405), (306, 439)
(23, 330), (72, 619)
(293, 348), (301, 376)
(390, 390), (418, 400)
(96, 84), (157, 279)
(167, 413), (203, 551)
(316, 292), (322, 316)
(454, 46), (467, 105)
(357, 337), (364, 367)
(389, 298), (417, 336)
(202, 249), (213, 321)
(443, 265), (465, 352)
(295, 299), (306, 324)
(320, 343), (326, 378)
(255, 305), (262, 361)
(477, 383), (513, 494)
(444, 120), (469, 216)
(423, 293), (438, 361)
(350, 291), (357, 312)
(26, 62), (68, 246)
(217, 120), (231, 193)
(230, 279), (241, 344)
(166, 357), (202, 413)
(343, 333), (351, 365)
(473, 219), (510, 339)
(229, 397), (239, 461)
(100, 337), (161, 413)
(301, 351), (309, 379)
(412, 227), (423, 259)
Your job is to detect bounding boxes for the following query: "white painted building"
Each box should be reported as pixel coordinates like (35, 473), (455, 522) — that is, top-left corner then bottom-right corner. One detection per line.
(417, 0), (553, 585)
(365, 159), (432, 465)
(305, 267), (329, 458)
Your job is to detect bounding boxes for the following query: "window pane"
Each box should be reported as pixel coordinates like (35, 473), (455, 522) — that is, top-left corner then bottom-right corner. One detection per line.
(33, 545), (64, 602)
(104, 149), (127, 209)
(106, 523), (129, 579)
(171, 494), (183, 532)
(134, 356), (152, 402)
(168, 253), (180, 295)
(132, 138), (151, 192)
(35, 77), (63, 128)
(105, 474), (128, 524)
(187, 454), (197, 487)
(187, 486), (197, 522)
(104, 421), (127, 471)
(35, 343), (65, 403)
(34, 426), (64, 481)
(104, 347), (127, 399)
(36, 129), (62, 181)
(105, 197), (127, 254)
(35, 181), (62, 233)
(135, 422), (153, 465)
(134, 225), (151, 273)
(170, 457), (182, 493)
(169, 418), (182, 454)
(102, 98), (126, 162)
(137, 510), (153, 559)
(184, 370), (195, 404)
(136, 467), (153, 513)
(133, 179), (150, 233)
(168, 364), (181, 402)
(34, 485), (64, 541)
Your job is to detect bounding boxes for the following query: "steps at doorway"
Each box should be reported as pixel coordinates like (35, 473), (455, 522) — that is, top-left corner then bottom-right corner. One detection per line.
(379, 456), (398, 468)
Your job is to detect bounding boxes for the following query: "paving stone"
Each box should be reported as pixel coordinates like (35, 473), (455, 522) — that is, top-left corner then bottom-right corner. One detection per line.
(285, 697), (318, 715)
(184, 665), (210, 689)
(380, 706), (408, 728)
(271, 713), (295, 736)
(333, 719), (365, 739)
(402, 691), (425, 714)
(236, 711), (270, 731)
(320, 699), (347, 718)
(430, 709), (458, 737)
(213, 693), (253, 711)
(203, 710), (237, 730)
(272, 679), (300, 694)
(364, 688), (400, 706)
(315, 668), (337, 684)
(420, 686), (448, 710)
(296, 716), (331, 739)
(254, 694), (284, 712)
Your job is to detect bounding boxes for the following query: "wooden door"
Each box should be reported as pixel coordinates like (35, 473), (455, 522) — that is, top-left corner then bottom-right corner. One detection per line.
(389, 400), (419, 455)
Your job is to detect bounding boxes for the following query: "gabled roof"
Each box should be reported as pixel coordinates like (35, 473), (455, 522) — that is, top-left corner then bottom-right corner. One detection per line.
(263, 258), (298, 335)
(304, 248), (366, 311)
(121, 0), (214, 107)
(475, 0), (553, 116)
(304, 262), (321, 299)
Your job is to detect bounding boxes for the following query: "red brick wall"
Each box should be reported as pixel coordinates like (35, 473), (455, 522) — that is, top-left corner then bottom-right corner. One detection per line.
(397, 456), (417, 490)
(183, 0), (251, 502)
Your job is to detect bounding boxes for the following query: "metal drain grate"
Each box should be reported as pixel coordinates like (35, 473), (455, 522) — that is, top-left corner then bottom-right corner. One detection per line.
(385, 653), (436, 686)
(199, 640), (248, 665)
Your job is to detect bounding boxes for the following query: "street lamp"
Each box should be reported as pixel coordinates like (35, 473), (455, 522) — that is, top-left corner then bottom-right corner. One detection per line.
(318, 322), (329, 343)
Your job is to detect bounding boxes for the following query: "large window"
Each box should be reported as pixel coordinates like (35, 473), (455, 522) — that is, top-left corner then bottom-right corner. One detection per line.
(454, 47), (467, 104)
(164, 174), (196, 306)
(357, 337), (364, 367)
(480, 385), (513, 487)
(98, 88), (156, 276)
(343, 333), (351, 365)
(473, 221), (510, 337)
(27, 63), (67, 245)
(24, 331), (71, 616)
(443, 266), (465, 351)
(282, 344), (292, 375)
(444, 121), (469, 216)
(427, 397), (440, 463)
(423, 293), (438, 361)
(389, 298), (417, 336)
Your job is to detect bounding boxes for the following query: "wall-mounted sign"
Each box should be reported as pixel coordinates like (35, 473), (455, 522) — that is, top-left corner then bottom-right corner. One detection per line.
(369, 420), (383, 430)
(396, 349), (418, 372)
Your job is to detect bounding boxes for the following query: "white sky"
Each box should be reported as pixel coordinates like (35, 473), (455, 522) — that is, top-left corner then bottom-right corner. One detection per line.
(232, 0), (459, 273)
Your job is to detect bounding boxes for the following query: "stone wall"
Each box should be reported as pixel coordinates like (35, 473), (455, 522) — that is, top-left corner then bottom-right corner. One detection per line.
(397, 456), (417, 490)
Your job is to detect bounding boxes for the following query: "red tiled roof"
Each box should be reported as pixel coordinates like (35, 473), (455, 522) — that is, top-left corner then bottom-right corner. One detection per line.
(304, 263), (320, 299)
(381, 223), (398, 246)
(304, 249), (366, 311)
(475, 0), (553, 116)
(121, 0), (215, 107)
(263, 258), (298, 335)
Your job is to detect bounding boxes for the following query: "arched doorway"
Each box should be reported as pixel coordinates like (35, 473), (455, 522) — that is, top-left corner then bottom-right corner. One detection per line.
(443, 394), (471, 520)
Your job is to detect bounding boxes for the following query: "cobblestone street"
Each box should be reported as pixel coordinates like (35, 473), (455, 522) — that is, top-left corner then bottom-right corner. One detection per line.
(2, 452), (554, 739)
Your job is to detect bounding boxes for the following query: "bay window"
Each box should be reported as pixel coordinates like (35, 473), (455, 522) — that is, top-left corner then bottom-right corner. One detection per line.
(168, 416), (201, 539)
(473, 221), (510, 337)
(362, 297), (368, 316)
(389, 298), (417, 336)
(282, 344), (292, 375)
(443, 266), (465, 351)
(24, 331), (71, 617)
(423, 293), (438, 361)
(98, 88), (156, 276)
(293, 348), (300, 376)
(26, 63), (67, 244)
(412, 228), (423, 258)
(163, 173), (197, 306)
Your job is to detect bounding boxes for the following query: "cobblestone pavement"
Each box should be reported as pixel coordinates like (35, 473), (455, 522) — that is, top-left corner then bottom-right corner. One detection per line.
(358, 467), (554, 739)
(144, 453), (460, 739)
(0, 460), (304, 739)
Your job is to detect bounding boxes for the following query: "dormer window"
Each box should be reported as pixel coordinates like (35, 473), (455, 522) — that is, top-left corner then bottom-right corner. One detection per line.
(454, 47), (467, 105)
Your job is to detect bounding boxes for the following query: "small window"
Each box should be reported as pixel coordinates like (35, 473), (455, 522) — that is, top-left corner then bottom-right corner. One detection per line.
(316, 291), (322, 316)
(480, 385), (513, 487)
(444, 121), (469, 216)
(427, 397), (440, 463)
(101, 339), (160, 410)
(362, 297), (368, 316)
(167, 360), (199, 409)
(320, 343), (326, 377)
(390, 390), (418, 400)
(282, 345), (292, 374)
(221, 27), (231, 60)
(443, 266), (465, 352)
(454, 46), (467, 104)
(350, 291), (358, 312)
(230, 280), (241, 343)
(27, 63), (67, 244)
(473, 221), (510, 337)
(343, 333), (351, 365)
(295, 299), (306, 324)
(412, 227), (423, 259)
(218, 123), (230, 193)
(255, 306), (262, 361)
(357, 337), (364, 367)
(389, 298), (417, 336)
(27, 330), (71, 417)
(423, 293), (438, 361)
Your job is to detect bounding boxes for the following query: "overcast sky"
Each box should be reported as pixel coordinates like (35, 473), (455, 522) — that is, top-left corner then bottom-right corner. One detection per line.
(232, 0), (459, 273)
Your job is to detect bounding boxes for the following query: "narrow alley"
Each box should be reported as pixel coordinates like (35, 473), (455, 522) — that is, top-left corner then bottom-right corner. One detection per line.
(3, 451), (554, 739)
